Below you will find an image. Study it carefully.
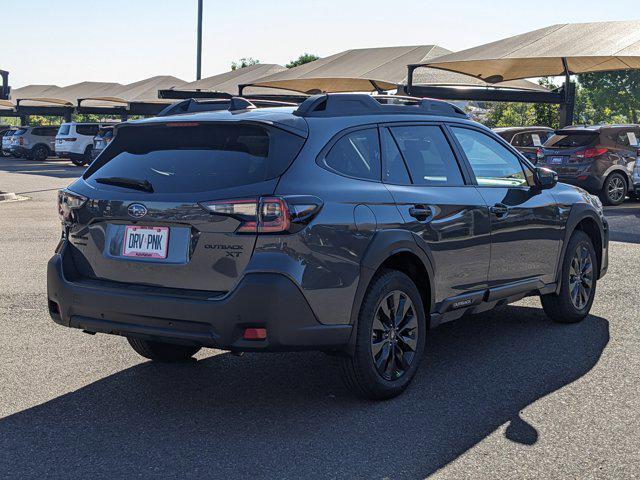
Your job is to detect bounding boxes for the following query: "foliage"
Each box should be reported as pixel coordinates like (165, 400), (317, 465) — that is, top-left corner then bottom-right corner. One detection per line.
(482, 71), (640, 128)
(231, 58), (260, 70)
(286, 53), (319, 69)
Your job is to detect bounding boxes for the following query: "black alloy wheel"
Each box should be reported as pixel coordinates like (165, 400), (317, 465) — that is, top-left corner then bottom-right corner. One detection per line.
(371, 290), (419, 381)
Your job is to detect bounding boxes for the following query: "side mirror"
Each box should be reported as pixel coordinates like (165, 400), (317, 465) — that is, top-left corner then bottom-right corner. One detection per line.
(535, 167), (558, 190)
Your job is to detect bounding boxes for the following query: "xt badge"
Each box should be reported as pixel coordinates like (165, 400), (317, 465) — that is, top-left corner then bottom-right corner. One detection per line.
(205, 244), (243, 258)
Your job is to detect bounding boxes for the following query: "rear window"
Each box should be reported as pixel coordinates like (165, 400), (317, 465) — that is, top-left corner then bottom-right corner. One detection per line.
(13, 128), (27, 136)
(58, 124), (71, 136)
(85, 123), (305, 193)
(545, 131), (598, 148)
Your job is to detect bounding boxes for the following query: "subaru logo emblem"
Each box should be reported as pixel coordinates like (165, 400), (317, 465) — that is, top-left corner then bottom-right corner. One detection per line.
(127, 203), (148, 218)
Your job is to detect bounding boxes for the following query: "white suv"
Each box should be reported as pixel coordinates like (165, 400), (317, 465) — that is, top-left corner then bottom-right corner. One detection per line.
(55, 123), (116, 166)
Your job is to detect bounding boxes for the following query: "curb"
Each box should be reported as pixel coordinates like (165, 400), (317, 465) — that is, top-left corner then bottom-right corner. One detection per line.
(0, 192), (17, 201)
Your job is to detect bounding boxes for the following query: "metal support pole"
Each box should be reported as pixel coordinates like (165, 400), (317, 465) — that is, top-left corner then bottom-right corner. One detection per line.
(196, 0), (203, 80)
(0, 70), (9, 100)
(559, 58), (576, 128)
(63, 110), (72, 123)
(19, 115), (28, 126)
(405, 65), (417, 96)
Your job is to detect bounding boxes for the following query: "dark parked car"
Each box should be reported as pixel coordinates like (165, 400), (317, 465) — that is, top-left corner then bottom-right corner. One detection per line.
(48, 94), (608, 400)
(539, 125), (640, 205)
(90, 126), (114, 162)
(494, 126), (554, 163)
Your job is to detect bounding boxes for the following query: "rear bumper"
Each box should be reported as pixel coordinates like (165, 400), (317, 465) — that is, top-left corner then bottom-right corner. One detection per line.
(47, 243), (352, 352)
(11, 146), (30, 156)
(557, 175), (604, 193)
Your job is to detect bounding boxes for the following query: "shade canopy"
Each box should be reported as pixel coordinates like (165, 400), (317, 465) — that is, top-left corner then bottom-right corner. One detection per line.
(247, 45), (546, 94)
(10, 76), (186, 108)
(174, 64), (289, 95)
(416, 21), (640, 83)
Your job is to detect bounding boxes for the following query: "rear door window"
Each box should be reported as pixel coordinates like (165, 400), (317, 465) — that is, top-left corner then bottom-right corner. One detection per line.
(323, 128), (381, 181)
(381, 127), (410, 184)
(389, 125), (464, 186)
(85, 123), (305, 193)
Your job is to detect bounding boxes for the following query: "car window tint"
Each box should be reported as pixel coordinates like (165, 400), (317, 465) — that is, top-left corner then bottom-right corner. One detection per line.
(77, 125), (100, 136)
(513, 133), (534, 147)
(452, 127), (529, 187)
(324, 128), (380, 181)
(381, 128), (410, 184)
(389, 125), (463, 186)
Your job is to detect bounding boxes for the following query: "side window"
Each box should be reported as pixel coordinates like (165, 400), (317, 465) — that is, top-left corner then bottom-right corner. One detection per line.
(452, 127), (530, 187)
(381, 128), (410, 184)
(323, 128), (380, 181)
(389, 125), (464, 186)
(31, 128), (42, 136)
(76, 125), (100, 136)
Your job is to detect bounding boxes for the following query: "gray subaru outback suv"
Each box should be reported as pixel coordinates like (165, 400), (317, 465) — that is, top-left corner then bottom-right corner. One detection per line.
(48, 94), (609, 399)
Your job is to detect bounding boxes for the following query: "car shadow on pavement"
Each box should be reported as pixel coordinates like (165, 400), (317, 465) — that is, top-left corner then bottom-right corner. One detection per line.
(0, 157), (82, 181)
(0, 305), (609, 479)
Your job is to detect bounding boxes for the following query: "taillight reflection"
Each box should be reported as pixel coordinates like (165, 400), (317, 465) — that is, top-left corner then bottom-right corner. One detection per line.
(576, 147), (608, 159)
(57, 189), (87, 223)
(200, 196), (321, 234)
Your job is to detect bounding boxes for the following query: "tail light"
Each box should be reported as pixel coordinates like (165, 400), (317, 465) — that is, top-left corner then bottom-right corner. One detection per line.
(19, 137), (23, 145)
(576, 147), (608, 159)
(199, 196), (322, 234)
(57, 189), (87, 223)
(536, 148), (544, 161)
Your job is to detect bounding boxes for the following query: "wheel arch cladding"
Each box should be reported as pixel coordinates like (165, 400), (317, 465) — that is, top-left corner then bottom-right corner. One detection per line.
(574, 217), (603, 277)
(352, 230), (435, 328)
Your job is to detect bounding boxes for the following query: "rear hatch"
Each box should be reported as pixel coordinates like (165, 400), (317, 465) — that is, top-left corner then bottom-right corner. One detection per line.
(541, 130), (599, 175)
(65, 120), (306, 293)
(55, 123), (74, 152)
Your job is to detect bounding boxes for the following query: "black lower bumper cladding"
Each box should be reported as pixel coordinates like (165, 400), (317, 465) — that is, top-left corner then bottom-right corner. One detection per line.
(47, 243), (351, 352)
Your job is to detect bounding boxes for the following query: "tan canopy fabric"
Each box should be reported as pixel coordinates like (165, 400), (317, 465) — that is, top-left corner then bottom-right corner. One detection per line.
(417, 21), (640, 83)
(176, 64), (287, 94)
(10, 76), (186, 108)
(248, 46), (547, 94)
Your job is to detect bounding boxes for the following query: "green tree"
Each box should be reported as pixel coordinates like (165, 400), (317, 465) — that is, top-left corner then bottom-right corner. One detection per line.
(577, 70), (640, 123)
(231, 58), (260, 70)
(286, 53), (319, 69)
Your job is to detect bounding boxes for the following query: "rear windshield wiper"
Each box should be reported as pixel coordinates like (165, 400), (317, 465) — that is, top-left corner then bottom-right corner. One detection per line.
(95, 177), (154, 193)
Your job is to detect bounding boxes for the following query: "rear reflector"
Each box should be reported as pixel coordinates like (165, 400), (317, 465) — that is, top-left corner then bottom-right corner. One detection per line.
(243, 328), (267, 340)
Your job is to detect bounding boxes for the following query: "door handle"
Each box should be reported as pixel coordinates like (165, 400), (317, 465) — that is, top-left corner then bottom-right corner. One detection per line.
(489, 203), (509, 217)
(409, 205), (433, 221)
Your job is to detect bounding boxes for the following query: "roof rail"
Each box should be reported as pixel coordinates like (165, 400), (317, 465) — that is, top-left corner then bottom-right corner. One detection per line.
(228, 97), (256, 111)
(293, 94), (468, 118)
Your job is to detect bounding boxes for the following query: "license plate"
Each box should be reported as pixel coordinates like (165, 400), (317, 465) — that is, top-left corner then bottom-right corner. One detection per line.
(122, 226), (169, 259)
(551, 157), (563, 165)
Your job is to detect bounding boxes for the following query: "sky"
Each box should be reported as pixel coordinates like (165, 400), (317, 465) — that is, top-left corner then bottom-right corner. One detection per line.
(2, 0), (639, 88)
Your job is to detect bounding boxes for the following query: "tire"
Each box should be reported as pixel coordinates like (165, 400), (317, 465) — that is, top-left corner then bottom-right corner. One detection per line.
(340, 269), (427, 400)
(127, 337), (201, 362)
(70, 154), (87, 167)
(541, 230), (597, 323)
(600, 172), (627, 206)
(32, 145), (49, 161)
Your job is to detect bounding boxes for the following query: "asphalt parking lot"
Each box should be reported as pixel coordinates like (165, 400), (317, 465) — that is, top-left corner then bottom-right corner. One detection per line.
(0, 156), (638, 479)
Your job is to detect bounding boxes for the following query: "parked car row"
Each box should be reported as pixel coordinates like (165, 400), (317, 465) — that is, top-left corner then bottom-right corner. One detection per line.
(496, 124), (640, 205)
(1, 122), (117, 165)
